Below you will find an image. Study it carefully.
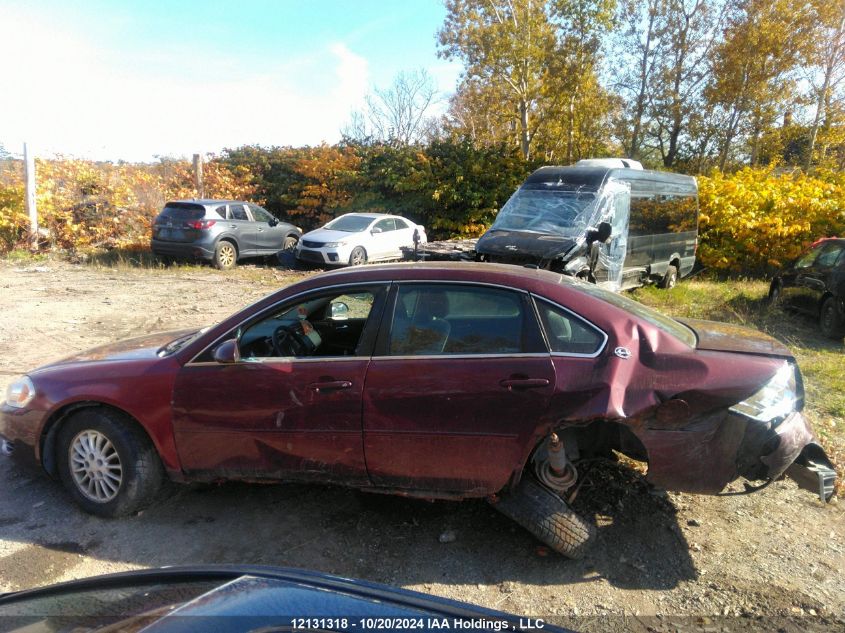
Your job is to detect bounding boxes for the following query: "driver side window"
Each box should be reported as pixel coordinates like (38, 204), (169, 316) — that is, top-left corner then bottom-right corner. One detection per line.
(238, 287), (382, 359)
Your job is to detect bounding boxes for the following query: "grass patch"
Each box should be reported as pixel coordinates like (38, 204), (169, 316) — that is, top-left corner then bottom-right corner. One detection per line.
(632, 277), (844, 496)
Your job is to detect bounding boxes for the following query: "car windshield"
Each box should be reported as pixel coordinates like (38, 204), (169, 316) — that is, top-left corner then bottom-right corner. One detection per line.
(490, 188), (598, 236)
(324, 216), (374, 232)
(575, 282), (697, 347)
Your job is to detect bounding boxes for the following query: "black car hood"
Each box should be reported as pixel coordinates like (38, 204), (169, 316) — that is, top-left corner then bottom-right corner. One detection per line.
(475, 229), (578, 261)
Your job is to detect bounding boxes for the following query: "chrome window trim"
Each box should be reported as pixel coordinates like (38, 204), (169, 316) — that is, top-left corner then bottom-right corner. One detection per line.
(530, 294), (608, 359)
(187, 282), (386, 366)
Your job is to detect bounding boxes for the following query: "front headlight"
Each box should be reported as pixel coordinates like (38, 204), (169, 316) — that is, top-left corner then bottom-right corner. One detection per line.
(5, 376), (36, 409)
(729, 362), (798, 423)
(324, 241), (346, 248)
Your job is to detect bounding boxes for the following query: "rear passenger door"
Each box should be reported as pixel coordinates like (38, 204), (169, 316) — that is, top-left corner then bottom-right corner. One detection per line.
(362, 283), (555, 494)
(226, 203), (256, 254)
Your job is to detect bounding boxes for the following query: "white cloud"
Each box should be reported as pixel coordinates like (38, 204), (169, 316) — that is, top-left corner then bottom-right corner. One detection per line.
(0, 9), (371, 161)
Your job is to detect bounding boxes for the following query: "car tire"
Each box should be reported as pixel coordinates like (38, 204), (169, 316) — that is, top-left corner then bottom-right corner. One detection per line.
(56, 408), (164, 517)
(767, 279), (783, 304)
(819, 296), (845, 339)
(283, 236), (298, 252)
(490, 475), (595, 559)
(155, 254), (175, 266)
(348, 246), (367, 266)
(659, 264), (678, 289)
(213, 241), (237, 270)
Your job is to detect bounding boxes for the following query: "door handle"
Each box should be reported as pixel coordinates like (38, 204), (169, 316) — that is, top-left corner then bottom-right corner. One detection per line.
(499, 378), (550, 390)
(257, 228), (265, 232)
(308, 380), (353, 392)
(229, 224), (238, 229)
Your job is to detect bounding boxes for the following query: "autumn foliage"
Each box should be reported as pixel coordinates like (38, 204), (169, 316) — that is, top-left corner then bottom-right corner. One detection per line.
(2, 147), (845, 278)
(697, 168), (845, 273)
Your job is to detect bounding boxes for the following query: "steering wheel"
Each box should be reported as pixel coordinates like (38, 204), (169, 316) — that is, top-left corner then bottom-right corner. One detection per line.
(271, 322), (315, 357)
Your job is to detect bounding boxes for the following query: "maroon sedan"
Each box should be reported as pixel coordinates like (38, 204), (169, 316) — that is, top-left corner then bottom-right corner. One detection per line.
(1, 263), (836, 558)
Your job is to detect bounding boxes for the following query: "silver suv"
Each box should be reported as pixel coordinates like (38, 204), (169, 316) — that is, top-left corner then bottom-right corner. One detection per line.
(151, 200), (301, 269)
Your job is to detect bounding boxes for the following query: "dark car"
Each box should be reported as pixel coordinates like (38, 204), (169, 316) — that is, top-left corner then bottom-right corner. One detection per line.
(150, 199), (302, 270)
(1, 263), (836, 558)
(769, 237), (845, 339)
(0, 566), (563, 633)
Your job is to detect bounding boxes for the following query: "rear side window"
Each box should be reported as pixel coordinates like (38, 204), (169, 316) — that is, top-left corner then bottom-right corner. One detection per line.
(534, 298), (605, 356)
(159, 203), (205, 221)
(389, 284), (543, 355)
(214, 205), (227, 219)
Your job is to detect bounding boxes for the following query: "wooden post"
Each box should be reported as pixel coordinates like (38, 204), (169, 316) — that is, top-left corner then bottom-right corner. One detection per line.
(193, 153), (204, 198)
(24, 143), (38, 250)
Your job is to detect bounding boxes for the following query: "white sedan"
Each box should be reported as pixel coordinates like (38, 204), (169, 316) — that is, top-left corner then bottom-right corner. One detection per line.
(295, 213), (427, 266)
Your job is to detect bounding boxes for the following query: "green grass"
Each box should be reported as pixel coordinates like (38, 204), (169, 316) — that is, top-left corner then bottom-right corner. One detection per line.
(632, 277), (844, 492)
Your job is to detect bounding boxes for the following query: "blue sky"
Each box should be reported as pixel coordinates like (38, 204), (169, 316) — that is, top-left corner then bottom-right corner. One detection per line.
(0, 0), (461, 161)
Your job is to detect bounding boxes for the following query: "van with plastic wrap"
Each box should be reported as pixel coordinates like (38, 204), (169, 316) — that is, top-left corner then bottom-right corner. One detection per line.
(475, 159), (698, 291)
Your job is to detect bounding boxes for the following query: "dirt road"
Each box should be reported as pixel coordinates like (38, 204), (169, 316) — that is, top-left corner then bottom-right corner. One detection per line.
(0, 260), (842, 630)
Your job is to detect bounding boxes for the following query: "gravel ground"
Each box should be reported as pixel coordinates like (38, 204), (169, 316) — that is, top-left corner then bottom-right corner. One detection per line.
(0, 260), (842, 631)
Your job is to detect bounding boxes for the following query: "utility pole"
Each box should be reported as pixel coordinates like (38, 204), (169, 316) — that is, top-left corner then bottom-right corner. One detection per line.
(24, 143), (38, 250)
(193, 153), (205, 198)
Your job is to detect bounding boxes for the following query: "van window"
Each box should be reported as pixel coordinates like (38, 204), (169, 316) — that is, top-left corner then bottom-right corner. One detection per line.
(490, 189), (598, 236)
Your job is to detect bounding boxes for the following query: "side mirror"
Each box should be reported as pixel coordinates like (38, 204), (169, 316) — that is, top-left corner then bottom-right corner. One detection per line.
(371, 227), (383, 235)
(597, 221), (612, 243)
(213, 338), (241, 364)
(330, 301), (350, 320)
(269, 218), (278, 227)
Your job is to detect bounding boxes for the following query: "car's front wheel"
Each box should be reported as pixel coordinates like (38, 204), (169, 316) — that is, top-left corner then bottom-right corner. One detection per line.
(820, 296), (845, 339)
(56, 408), (164, 517)
(490, 475), (595, 559)
(659, 264), (678, 289)
(348, 246), (367, 266)
(283, 235), (298, 252)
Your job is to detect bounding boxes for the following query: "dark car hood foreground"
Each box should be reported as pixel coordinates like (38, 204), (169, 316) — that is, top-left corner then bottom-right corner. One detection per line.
(0, 566), (570, 633)
(677, 318), (793, 357)
(40, 329), (197, 368)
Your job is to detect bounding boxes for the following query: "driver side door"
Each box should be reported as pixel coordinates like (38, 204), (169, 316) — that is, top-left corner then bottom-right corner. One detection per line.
(171, 284), (388, 485)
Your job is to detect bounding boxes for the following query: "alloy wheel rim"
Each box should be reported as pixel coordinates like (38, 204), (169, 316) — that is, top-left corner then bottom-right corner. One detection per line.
(351, 250), (364, 265)
(220, 245), (235, 267)
(69, 430), (123, 502)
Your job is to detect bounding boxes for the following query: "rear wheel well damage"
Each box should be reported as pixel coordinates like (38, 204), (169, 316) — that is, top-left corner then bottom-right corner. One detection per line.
(40, 402), (157, 479)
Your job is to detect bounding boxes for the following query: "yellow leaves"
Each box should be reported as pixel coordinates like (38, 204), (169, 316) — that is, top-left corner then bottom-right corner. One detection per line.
(699, 168), (845, 273)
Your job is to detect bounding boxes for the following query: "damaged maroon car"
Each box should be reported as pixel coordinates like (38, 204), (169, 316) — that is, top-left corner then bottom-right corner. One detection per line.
(1, 263), (836, 558)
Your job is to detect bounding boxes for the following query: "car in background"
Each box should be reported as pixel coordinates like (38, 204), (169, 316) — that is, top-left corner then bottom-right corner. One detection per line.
(1, 263), (835, 559)
(151, 199), (302, 270)
(0, 566), (563, 633)
(769, 237), (845, 339)
(296, 213), (426, 266)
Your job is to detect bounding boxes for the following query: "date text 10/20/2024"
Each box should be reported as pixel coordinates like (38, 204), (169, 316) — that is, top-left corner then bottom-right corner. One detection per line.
(291, 618), (547, 631)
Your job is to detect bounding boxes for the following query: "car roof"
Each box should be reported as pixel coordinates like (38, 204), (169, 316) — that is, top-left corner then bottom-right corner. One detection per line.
(334, 212), (394, 220)
(166, 199), (252, 206)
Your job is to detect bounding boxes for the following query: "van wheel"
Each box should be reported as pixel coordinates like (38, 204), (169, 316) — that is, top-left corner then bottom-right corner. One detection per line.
(56, 409), (164, 517)
(660, 264), (678, 289)
(214, 241), (237, 270)
(490, 475), (595, 559)
(820, 296), (845, 339)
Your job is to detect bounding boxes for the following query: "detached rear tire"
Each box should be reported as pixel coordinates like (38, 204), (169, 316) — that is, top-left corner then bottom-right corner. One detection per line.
(56, 408), (164, 517)
(490, 475), (595, 559)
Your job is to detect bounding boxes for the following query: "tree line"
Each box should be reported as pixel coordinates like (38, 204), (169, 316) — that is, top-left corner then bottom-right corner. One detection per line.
(357, 0), (844, 172)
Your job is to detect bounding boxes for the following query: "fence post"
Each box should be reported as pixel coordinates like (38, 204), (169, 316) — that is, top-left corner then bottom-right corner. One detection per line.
(24, 143), (38, 250)
(193, 153), (204, 198)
